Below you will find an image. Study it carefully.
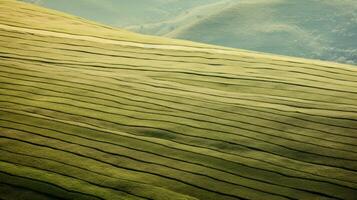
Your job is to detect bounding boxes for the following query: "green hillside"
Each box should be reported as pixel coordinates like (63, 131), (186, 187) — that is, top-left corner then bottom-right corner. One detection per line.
(1, 0), (357, 199)
(19, 0), (220, 27)
(166, 0), (357, 64)
(21, 0), (357, 65)
(126, 0), (234, 36)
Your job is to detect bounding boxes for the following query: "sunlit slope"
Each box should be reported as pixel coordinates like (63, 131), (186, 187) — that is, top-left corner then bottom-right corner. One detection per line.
(1, 0), (357, 199)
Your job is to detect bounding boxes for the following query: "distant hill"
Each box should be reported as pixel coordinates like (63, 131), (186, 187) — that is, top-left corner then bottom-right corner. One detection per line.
(1, 0), (357, 199)
(20, 0), (357, 64)
(165, 0), (357, 64)
(19, 0), (219, 27)
(126, 0), (234, 36)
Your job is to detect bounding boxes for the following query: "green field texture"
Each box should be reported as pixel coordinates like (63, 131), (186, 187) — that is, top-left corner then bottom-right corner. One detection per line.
(0, 0), (357, 199)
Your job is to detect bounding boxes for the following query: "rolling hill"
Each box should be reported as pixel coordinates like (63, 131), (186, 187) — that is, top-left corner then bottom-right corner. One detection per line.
(19, 0), (220, 27)
(125, 0), (234, 36)
(21, 0), (357, 65)
(1, 0), (357, 199)
(166, 0), (357, 65)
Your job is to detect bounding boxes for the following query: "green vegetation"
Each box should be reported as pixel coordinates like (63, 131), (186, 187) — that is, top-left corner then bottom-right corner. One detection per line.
(166, 0), (357, 65)
(19, 0), (219, 27)
(1, 0), (357, 199)
(20, 0), (357, 64)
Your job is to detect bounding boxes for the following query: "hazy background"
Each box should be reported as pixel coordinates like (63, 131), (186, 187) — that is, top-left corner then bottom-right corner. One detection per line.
(21, 0), (357, 64)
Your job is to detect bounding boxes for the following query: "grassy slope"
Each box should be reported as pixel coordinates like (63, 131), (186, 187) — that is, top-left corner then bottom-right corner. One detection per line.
(1, 0), (357, 199)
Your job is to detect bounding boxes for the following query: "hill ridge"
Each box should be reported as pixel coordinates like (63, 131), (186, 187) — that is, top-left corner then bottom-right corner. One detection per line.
(0, 0), (356, 199)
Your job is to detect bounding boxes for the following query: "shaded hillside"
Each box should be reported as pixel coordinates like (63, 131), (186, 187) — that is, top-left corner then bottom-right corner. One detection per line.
(168, 0), (357, 64)
(126, 0), (234, 36)
(1, 0), (357, 199)
(19, 0), (219, 27)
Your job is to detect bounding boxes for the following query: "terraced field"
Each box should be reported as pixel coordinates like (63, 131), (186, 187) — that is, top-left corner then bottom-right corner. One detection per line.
(1, 0), (357, 199)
